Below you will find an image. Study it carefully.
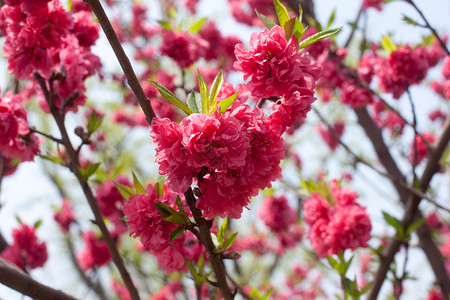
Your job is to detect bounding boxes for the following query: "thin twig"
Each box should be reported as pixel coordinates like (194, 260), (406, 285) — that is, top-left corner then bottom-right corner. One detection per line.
(29, 126), (64, 144)
(344, 5), (363, 48)
(34, 74), (141, 300)
(404, 0), (450, 55)
(85, 0), (156, 125)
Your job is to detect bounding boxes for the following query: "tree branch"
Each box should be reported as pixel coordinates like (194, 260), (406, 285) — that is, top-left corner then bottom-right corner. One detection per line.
(85, 0), (156, 125)
(0, 258), (78, 300)
(34, 74), (141, 300)
(184, 189), (234, 300)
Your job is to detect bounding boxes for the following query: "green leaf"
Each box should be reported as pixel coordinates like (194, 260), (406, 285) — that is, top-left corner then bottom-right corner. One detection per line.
(305, 15), (321, 31)
(176, 196), (190, 223)
(327, 9), (336, 29)
(273, 0), (290, 26)
(150, 81), (193, 115)
(185, 260), (203, 285)
(406, 218), (425, 236)
(78, 162), (100, 180)
(360, 282), (373, 295)
(382, 211), (404, 237)
(208, 70), (223, 114)
(87, 110), (104, 136)
(34, 219), (43, 229)
(224, 232), (238, 249)
(114, 181), (136, 200)
(154, 202), (188, 225)
(186, 91), (203, 114)
(39, 154), (66, 166)
(131, 171), (146, 194)
(326, 256), (339, 271)
(284, 17), (304, 41)
(219, 93), (238, 114)
(197, 253), (205, 272)
(402, 15), (420, 26)
(221, 216), (229, 235)
(298, 27), (342, 49)
(170, 226), (185, 241)
(381, 36), (398, 54)
(157, 20), (171, 30)
(197, 70), (209, 114)
(154, 182), (163, 197)
(298, 3), (303, 23)
(255, 9), (276, 30)
(15, 215), (22, 224)
(189, 17), (207, 33)
(67, 0), (72, 11)
(153, 202), (178, 218)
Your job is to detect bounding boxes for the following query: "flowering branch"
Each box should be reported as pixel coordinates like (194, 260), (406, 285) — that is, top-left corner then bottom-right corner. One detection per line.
(0, 258), (78, 300)
(84, 0), (156, 125)
(34, 74), (141, 300)
(184, 188), (234, 300)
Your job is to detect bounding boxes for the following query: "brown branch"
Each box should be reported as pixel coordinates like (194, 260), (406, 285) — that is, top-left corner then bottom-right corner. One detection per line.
(184, 189), (234, 300)
(34, 74), (141, 300)
(0, 258), (78, 300)
(85, 0), (156, 125)
(367, 115), (450, 299)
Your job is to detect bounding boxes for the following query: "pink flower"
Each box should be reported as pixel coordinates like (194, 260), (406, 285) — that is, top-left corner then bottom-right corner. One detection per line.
(0, 91), (40, 161)
(409, 133), (436, 164)
(122, 183), (185, 253)
(71, 10), (100, 48)
(1, 223), (48, 270)
(303, 184), (371, 257)
(160, 30), (208, 68)
(4, 0), (51, 13)
(151, 102), (285, 219)
(1, 0), (73, 79)
(234, 25), (321, 98)
(388, 45), (429, 85)
(259, 195), (297, 233)
(340, 80), (374, 108)
(77, 231), (111, 271)
(362, 0), (384, 11)
(53, 199), (76, 233)
(317, 121), (345, 150)
(182, 0), (199, 14)
(229, 0), (275, 27)
(267, 88), (316, 135)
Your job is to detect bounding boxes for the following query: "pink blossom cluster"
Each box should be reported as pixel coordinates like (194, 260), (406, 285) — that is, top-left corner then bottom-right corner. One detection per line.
(151, 101), (285, 219)
(76, 231), (111, 271)
(160, 29), (208, 69)
(0, 223), (48, 270)
(431, 56), (450, 99)
(0, 0), (100, 112)
(234, 25), (321, 134)
(123, 183), (189, 273)
(95, 176), (132, 235)
(409, 133), (436, 164)
(302, 182), (372, 257)
(362, 0), (385, 11)
(258, 194), (304, 252)
(317, 120), (345, 150)
(259, 195), (297, 233)
(0, 90), (40, 161)
(53, 199), (76, 233)
(228, 0), (276, 27)
(371, 100), (406, 136)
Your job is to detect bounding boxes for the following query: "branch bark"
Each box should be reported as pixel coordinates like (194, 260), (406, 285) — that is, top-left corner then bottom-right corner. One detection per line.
(184, 189), (234, 300)
(0, 258), (78, 300)
(35, 74), (140, 300)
